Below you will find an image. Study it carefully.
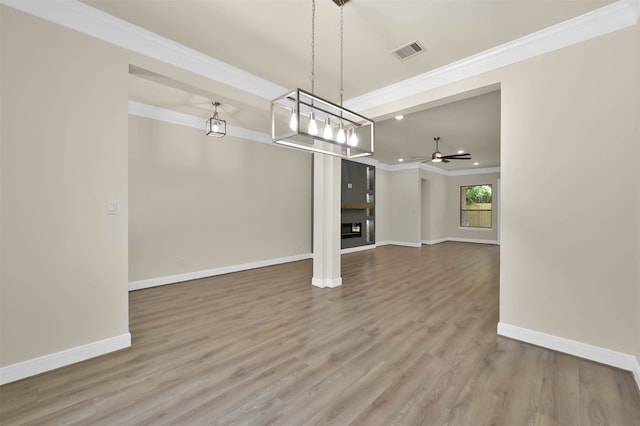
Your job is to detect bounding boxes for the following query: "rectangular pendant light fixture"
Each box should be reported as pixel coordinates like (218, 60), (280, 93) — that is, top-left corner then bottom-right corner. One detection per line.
(271, 88), (374, 159)
(206, 101), (226, 137)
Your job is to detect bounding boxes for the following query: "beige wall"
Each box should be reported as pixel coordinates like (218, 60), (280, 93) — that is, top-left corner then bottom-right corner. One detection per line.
(1, 8), (129, 366)
(421, 170), (448, 242)
(446, 173), (500, 242)
(382, 168), (500, 245)
(637, 22), (640, 368)
(1, 3), (638, 377)
(374, 168), (391, 243)
(420, 179), (431, 241)
(388, 169), (421, 244)
(129, 116), (312, 282)
(380, 25), (639, 358)
(499, 26), (639, 354)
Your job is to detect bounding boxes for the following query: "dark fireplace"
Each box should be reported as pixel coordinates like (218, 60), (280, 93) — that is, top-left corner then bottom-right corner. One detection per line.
(341, 222), (362, 239)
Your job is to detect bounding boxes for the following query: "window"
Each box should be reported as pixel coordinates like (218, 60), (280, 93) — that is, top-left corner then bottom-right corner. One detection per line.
(460, 184), (492, 228)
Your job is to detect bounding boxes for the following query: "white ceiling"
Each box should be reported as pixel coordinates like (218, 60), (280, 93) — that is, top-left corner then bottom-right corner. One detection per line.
(375, 89), (501, 168)
(82, 0), (616, 170)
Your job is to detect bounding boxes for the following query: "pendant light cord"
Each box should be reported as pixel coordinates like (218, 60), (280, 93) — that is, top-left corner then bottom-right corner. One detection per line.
(311, 0), (344, 105)
(310, 0), (315, 94)
(339, 5), (344, 106)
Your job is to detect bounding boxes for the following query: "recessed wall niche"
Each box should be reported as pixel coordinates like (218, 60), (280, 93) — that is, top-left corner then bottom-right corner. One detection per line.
(341, 160), (375, 249)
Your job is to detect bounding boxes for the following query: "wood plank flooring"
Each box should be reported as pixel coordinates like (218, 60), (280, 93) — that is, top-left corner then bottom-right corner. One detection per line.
(2, 242), (639, 425)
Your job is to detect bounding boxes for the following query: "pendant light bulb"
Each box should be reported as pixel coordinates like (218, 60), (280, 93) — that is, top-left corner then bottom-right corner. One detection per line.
(348, 128), (358, 147)
(323, 117), (332, 139)
(289, 107), (298, 131)
(337, 122), (346, 143)
(308, 110), (318, 135)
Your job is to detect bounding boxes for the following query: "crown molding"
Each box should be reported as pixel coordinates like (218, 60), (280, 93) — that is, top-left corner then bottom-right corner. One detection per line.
(446, 166), (502, 176)
(342, 159), (501, 175)
(2, 0), (637, 114)
(345, 155), (383, 168)
(349, 158), (422, 173)
(628, 0), (640, 20)
(419, 163), (449, 176)
(0, 0), (287, 100)
(345, 0), (640, 113)
(129, 101), (204, 130)
(383, 162), (421, 172)
(414, 163), (501, 177)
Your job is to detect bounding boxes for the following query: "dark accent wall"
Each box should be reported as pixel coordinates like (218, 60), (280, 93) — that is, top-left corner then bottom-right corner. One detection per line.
(341, 160), (375, 249)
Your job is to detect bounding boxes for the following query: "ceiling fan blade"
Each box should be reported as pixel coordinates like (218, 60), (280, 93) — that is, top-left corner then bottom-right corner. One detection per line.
(413, 138), (472, 165)
(442, 155), (471, 160)
(442, 153), (471, 158)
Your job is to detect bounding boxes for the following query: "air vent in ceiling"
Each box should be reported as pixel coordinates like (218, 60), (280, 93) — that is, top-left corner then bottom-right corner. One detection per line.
(391, 41), (425, 61)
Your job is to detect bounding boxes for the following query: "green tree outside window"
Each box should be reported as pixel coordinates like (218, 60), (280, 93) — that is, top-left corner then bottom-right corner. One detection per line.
(461, 185), (492, 228)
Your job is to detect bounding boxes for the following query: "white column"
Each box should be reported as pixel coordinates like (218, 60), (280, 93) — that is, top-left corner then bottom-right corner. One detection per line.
(312, 153), (342, 288)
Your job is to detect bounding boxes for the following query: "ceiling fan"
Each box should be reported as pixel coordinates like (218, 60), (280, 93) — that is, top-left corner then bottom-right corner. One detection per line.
(405, 137), (471, 164)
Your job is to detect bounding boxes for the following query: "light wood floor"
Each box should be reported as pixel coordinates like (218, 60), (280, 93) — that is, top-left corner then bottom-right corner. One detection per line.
(2, 243), (639, 425)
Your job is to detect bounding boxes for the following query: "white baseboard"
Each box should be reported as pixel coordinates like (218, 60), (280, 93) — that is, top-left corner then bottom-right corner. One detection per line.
(422, 238), (448, 245)
(0, 333), (131, 385)
(129, 253), (313, 291)
(423, 237), (498, 245)
(341, 244), (376, 254)
(447, 237), (499, 245)
(380, 238), (499, 247)
(311, 277), (343, 288)
(498, 322), (640, 391)
(354, 240), (421, 248)
(385, 241), (422, 248)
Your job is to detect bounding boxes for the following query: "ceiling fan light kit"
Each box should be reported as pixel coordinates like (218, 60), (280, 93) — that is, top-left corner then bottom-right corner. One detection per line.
(403, 137), (472, 164)
(429, 137), (471, 164)
(431, 137), (471, 163)
(270, 0), (374, 159)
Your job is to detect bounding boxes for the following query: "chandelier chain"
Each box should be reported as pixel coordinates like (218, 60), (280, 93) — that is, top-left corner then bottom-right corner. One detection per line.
(339, 5), (344, 106)
(310, 0), (316, 94)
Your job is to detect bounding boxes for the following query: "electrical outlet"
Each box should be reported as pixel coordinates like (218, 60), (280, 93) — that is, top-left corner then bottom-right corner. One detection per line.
(107, 202), (118, 215)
